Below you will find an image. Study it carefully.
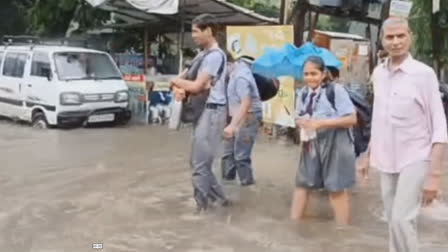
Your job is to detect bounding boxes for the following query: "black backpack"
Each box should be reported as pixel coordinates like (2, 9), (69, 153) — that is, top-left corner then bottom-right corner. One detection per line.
(180, 49), (225, 124)
(253, 73), (279, 101)
(237, 56), (279, 101)
(301, 83), (372, 156)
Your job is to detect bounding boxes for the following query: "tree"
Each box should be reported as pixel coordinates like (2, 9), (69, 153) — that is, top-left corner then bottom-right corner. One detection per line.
(27, 0), (109, 37)
(228, 0), (281, 18)
(317, 15), (350, 33)
(410, 0), (448, 77)
(0, 0), (34, 39)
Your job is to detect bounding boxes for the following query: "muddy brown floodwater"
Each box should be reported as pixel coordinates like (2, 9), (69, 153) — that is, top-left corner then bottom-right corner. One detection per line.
(0, 120), (447, 252)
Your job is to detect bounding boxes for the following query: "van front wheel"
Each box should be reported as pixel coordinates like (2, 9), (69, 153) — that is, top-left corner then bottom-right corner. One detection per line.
(32, 112), (48, 129)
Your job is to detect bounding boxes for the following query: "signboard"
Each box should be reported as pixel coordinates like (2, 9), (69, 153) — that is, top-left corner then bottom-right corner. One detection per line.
(124, 75), (147, 121)
(226, 25), (296, 128)
(389, 0), (413, 18)
(433, 0), (440, 13)
(114, 53), (144, 75)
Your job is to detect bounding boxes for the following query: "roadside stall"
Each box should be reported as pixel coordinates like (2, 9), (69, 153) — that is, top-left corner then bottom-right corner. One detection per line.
(312, 30), (372, 95)
(86, 0), (277, 123)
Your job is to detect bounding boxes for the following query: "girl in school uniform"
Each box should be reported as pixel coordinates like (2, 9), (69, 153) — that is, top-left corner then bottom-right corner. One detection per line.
(290, 56), (357, 225)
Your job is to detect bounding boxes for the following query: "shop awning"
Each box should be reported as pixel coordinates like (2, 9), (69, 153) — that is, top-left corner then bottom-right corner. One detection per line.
(86, 0), (179, 14)
(85, 0), (278, 28)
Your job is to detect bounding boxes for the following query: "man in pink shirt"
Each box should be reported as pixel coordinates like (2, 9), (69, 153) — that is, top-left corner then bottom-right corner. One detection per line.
(360, 17), (447, 252)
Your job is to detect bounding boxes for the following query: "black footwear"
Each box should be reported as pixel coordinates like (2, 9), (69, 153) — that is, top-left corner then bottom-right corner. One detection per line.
(195, 203), (208, 214)
(241, 180), (256, 187)
(221, 199), (233, 207)
(221, 165), (237, 181)
(208, 193), (217, 203)
(223, 176), (236, 182)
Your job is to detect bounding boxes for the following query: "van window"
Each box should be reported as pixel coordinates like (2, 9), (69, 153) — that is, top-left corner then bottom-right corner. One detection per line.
(31, 52), (51, 78)
(3, 52), (27, 78)
(54, 52), (122, 81)
(0, 52), (3, 70)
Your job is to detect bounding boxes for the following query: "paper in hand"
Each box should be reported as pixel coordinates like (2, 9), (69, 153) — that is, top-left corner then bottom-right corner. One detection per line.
(298, 114), (316, 142)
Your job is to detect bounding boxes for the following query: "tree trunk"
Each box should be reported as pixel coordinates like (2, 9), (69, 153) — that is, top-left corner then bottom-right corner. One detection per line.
(307, 12), (319, 42)
(280, 0), (287, 24)
(431, 2), (443, 79)
(293, 0), (309, 47)
(143, 27), (149, 74)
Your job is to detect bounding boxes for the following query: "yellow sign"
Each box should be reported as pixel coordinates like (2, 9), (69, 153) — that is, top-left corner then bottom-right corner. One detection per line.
(226, 25), (296, 127)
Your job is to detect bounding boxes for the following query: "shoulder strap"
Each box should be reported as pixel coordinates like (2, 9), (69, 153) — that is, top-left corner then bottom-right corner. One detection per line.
(324, 83), (337, 111)
(301, 87), (308, 104)
(203, 48), (225, 80)
(204, 49), (229, 114)
(301, 84), (336, 110)
(217, 52), (225, 79)
(300, 85), (336, 112)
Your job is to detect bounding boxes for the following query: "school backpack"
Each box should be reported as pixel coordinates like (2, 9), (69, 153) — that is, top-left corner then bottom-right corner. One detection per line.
(252, 73), (279, 101)
(180, 49), (225, 124)
(301, 83), (372, 156)
(180, 52), (279, 124)
(238, 56), (279, 101)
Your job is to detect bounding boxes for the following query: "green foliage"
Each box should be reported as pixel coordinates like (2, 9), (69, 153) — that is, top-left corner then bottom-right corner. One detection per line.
(27, 0), (109, 37)
(228, 0), (280, 18)
(253, 2), (281, 18)
(410, 0), (448, 68)
(0, 0), (33, 38)
(317, 15), (350, 33)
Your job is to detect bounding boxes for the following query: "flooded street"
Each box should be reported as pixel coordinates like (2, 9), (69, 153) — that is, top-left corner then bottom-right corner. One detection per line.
(0, 121), (447, 252)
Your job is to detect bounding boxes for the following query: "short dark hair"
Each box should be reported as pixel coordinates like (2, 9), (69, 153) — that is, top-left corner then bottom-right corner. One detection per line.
(192, 14), (218, 37)
(327, 66), (340, 79)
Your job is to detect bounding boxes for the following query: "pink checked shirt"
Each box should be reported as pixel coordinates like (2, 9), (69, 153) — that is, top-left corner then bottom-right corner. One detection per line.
(370, 55), (448, 175)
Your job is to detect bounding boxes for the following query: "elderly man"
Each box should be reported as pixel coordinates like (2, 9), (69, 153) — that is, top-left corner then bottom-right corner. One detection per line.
(359, 17), (447, 252)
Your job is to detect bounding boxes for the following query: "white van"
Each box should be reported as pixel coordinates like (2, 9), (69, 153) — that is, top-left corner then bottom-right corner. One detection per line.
(0, 44), (131, 128)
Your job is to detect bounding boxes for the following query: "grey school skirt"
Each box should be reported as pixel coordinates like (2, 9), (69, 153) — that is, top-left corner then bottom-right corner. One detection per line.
(296, 128), (356, 192)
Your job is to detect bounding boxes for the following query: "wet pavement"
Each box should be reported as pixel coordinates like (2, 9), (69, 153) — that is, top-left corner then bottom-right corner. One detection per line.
(0, 120), (447, 252)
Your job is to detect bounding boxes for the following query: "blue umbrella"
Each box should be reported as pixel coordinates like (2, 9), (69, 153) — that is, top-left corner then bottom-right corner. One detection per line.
(252, 42), (342, 79)
(297, 42), (342, 70)
(252, 43), (302, 79)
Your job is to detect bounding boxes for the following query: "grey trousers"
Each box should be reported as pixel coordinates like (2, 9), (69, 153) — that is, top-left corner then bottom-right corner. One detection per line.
(221, 112), (261, 185)
(190, 106), (228, 208)
(380, 161), (429, 252)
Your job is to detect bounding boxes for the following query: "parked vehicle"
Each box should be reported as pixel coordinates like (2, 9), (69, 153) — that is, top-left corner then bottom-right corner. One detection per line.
(0, 39), (131, 128)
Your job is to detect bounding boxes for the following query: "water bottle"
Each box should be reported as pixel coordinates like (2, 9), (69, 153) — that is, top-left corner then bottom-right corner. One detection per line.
(168, 99), (182, 130)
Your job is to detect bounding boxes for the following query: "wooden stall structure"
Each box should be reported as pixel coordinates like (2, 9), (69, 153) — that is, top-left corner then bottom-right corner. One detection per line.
(313, 30), (371, 85)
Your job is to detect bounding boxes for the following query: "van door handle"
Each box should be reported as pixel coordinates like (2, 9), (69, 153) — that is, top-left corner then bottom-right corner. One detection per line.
(28, 84), (32, 87)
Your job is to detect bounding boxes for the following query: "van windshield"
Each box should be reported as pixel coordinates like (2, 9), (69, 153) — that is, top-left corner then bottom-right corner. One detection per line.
(54, 52), (122, 81)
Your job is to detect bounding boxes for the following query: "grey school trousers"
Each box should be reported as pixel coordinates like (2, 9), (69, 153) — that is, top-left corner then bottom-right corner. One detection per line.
(190, 106), (228, 208)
